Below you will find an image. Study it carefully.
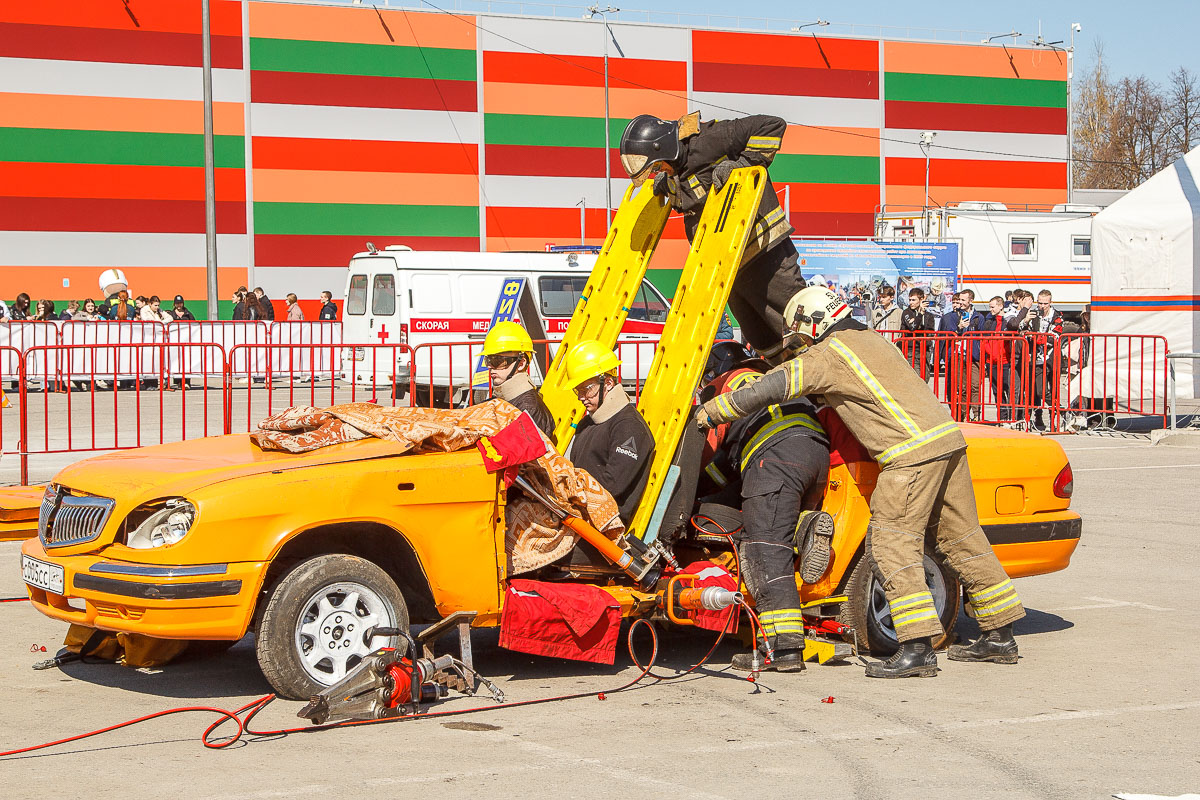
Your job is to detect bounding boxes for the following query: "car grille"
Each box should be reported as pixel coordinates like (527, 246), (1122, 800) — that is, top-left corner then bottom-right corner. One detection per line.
(39, 490), (116, 548)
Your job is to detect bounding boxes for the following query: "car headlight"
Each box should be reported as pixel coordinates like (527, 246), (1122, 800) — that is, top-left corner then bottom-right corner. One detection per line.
(125, 499), (197, 549)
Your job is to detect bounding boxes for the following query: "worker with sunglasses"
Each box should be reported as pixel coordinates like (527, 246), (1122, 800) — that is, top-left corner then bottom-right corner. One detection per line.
(563, 340), (654, 525)
(481, 321), (556, 442)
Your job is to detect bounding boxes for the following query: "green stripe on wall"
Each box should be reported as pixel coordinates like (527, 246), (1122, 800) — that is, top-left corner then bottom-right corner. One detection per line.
(485, 114), (605, 148)
(254, 202), (479, 237)
(645, 269), (681, 300)
(885, 72), (1067, 109)
(0, 128), (245, 168)
(250, 37), (476, 81)
(770, 154), (879, 185)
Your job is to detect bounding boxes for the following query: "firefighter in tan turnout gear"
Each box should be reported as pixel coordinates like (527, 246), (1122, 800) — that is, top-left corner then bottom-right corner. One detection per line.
(695, 286), (1026, 678)
(619, 112), (805, 363)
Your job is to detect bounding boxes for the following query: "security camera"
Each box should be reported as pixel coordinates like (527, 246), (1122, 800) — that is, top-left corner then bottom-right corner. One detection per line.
(1072, 22), (1082, 32)
(919, 131), (937, 146)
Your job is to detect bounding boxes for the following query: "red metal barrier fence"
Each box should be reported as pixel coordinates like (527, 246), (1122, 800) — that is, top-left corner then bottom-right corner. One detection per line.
(0, 331), (1171, 484)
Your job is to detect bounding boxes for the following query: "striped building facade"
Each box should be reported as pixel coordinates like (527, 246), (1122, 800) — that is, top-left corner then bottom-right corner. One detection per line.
(0, 0), (1068, 314)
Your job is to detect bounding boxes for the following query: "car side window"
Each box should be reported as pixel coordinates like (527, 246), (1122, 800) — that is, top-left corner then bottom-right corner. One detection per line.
(538, 276), (587, 317)
(631, 281), (669, 323)
(347, 274), (368, 315)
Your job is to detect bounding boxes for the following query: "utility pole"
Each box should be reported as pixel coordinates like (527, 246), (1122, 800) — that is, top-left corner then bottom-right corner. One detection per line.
(586, 6), (619, 231)
(919, 130), (936, 236)
(1067, 23), (1082, 202)
(201, 0), (219, 320)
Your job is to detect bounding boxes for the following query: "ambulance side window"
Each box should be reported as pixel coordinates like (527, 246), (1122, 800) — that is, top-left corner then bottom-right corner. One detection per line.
(630, 281), (668, 322)
(372, 274), (396, 315)
(412, 274), (453, 313)
(538, 276), (587, 317)
(347, 275), (368, 316)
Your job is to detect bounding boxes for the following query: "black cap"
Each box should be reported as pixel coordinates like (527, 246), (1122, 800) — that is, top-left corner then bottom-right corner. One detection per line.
(173, 295), (185, 303)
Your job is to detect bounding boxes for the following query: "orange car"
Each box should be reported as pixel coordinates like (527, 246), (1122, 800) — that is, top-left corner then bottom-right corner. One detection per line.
(21, 416), (1079, 699)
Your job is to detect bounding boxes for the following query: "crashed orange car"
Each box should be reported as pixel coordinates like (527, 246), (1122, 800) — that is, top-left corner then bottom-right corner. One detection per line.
(21, 416), (1079, 698)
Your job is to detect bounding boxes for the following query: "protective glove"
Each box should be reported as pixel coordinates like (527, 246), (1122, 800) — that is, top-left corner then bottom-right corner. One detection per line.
(711, 157), (751, 194)
(652, 171), (672, 198)
(694, 397), (730, 430)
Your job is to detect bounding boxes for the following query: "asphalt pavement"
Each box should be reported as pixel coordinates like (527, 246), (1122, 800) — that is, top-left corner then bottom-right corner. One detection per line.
(0, 433), (1197, 799)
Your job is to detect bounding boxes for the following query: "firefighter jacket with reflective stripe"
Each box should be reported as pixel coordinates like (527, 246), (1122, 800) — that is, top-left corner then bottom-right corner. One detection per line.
(705, 398), (827, 489)
(663, 115), (794, 265)
(711, 325), (966, 468)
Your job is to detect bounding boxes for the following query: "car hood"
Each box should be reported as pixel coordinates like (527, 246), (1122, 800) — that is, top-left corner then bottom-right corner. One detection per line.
(54, 434), (414, 500)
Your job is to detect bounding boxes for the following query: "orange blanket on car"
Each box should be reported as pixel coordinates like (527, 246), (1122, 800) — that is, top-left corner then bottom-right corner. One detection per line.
(251, 401), (622, 574)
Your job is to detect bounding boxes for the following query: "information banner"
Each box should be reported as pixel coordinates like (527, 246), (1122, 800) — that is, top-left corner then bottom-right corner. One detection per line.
(472, 276), (526, 388)
(791, 239), (961, 317)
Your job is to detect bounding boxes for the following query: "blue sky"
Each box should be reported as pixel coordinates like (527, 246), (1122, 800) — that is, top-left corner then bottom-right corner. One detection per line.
(605, 0), (1199, 87)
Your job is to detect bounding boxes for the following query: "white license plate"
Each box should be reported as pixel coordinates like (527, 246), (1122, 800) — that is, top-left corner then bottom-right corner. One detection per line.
(22, 555), (65, 595)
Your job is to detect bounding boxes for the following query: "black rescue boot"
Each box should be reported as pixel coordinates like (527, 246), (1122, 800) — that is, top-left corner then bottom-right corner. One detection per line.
(731, 648), (806, 673)
(795, 510), (836, 584)
(947, 624), (1019, 664)
(864, 637), (938, 678)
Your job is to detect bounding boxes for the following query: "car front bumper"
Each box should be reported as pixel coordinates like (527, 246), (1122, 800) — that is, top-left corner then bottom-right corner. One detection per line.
(21, 537), (265, 640)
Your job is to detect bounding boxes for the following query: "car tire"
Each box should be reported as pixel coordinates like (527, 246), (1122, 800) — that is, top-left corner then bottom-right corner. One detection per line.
(840, 544), (961, 657)
(255, 554), (409, 700)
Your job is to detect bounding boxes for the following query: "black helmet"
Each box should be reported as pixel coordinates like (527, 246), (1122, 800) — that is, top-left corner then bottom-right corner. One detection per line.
(619, 114), (681, 183)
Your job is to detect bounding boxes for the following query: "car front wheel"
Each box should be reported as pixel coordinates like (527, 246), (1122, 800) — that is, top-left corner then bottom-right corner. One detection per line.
(255, 554), (409, 700)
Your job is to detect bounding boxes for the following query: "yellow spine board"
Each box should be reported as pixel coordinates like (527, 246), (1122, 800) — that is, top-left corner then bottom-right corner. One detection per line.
(541, 183), (671, 450)
(628, 167), (768, 541)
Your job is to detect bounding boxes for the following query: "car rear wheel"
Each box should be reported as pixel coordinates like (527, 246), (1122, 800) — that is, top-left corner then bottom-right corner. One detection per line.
(841, 544), (961, 656)
(255, 554), (408, 700)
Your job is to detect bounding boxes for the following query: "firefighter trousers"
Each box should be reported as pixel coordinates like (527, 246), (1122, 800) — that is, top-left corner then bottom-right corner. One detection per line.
(738, 434), (828, 653)
(866, 450), (1025, 642)
(728, 239), (806, 355)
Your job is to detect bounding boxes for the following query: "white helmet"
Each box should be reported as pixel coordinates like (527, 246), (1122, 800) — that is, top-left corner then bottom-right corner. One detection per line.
(784, 286), (851, 342)
(98, 268), (128, 292)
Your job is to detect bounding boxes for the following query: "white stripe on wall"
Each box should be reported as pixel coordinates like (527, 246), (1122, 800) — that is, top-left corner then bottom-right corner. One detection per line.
(0, 58), (245, 102)
(480, 17), (689, 61)
(249, 103), (480, 143)
(881, 129), (1068, 162)
(0, 232), (251, 268)
(691, 91), (881, 129)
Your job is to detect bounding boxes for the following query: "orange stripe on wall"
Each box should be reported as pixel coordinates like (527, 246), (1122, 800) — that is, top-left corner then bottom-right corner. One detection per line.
(886, 184), (1068, 208)
(12, 267), (248, 301)
(248, 1), (474, 49)
(780, 125), (880, 157)
(0, 0), (242, 36)
(0, 162), (245, 201)
(253, 169), (478, 205)
(0, 93), (244, 136)
(883, 41), (1067, 81)
(482, 83), (686, 120)
(777, 182), (880, 212)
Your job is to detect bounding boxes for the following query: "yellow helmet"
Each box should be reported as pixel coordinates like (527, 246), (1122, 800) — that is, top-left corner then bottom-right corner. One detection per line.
(564, 340), (620, 386)
(482, 321), (533, 356)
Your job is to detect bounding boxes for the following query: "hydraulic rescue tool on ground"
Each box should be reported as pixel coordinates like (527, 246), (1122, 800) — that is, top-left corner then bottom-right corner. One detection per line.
(297, 626), (505, 725)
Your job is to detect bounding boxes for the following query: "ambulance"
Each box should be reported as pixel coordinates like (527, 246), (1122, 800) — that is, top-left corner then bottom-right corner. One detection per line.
(340, 246), (670, 404)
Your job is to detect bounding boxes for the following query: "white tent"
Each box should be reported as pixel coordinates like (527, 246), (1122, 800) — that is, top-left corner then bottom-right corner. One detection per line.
(1083, 146), (1200, 410)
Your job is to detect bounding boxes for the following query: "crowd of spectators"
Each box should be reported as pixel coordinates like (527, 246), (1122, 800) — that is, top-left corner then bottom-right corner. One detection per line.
(0, 287), (340, 324)
(860, 284), (1081, 430)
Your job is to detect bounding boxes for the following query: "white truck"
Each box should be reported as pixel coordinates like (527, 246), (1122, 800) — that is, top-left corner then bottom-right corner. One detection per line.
(339, 246), (669, 404)
(875, 202), (1099, 313)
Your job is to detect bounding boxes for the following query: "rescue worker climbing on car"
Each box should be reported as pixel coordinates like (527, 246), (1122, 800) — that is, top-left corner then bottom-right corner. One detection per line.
(481, 321), (556, 442)
(695, 286), (1026, 678)
(564, 340), (654, 526)
(619, 112), (805, 363)
(700, 360), (836, 672)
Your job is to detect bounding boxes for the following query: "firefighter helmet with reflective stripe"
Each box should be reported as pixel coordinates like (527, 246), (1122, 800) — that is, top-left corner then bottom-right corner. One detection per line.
(619, 114), (681, 185)
(564, 339), (620, 387)
(98, 268), (128, 292)
(482, 321), (533, 356)
(784, 286), (851, 343)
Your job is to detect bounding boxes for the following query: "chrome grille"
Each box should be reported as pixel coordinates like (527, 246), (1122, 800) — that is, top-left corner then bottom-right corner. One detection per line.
(39, 491), (116, 548)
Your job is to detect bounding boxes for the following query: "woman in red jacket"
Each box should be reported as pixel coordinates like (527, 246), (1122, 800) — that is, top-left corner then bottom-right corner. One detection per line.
(980, 297), (1014, 422)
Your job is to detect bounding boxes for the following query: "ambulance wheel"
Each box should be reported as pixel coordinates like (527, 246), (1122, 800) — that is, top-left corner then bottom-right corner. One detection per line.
(256, 554), (409, 700)
(841, 545), (961, 657)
